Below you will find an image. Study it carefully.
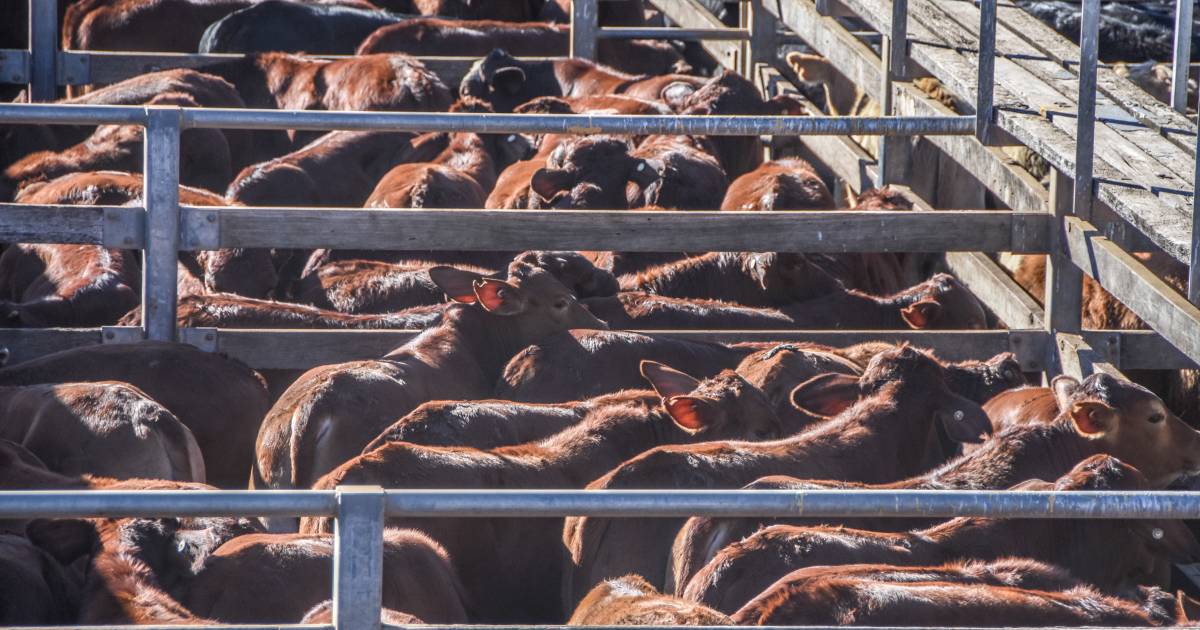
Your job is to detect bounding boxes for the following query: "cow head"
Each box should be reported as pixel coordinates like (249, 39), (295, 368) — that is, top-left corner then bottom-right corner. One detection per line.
(460, 49), (556, 113)
(896, 274), (988, 330)
(640, 361), (782, 441)
(941, 351), (1028, 404)
(744, 252), (844, 304)
(529, 136), (659, 209)
(1052, 373), (1200, 487)
(509, 251), (619, 299)
(451, 97), (535, 170)
(193, 249), (278, 299)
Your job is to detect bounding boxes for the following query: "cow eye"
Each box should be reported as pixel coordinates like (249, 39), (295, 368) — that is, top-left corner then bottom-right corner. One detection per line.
(1149, 413), (1165, 424)
(553, 298), (569, 310)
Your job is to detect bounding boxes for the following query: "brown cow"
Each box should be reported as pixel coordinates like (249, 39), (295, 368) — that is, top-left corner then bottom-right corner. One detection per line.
(570, 574), (733, 626)
(253, 261), (606, 512)
(181, 530), (469, 623)
(619, 252), (843, 307)
(733, 573), (1170, 627)
(3, 93), (231, 197)
(628, 135), (727, 210)
(512, 93), (673, 160)
(0, 381), (204, 482)
(582, 292), (801, 330)
(486, 157), (548, 208)
(118, 293), (445, 330)
(302, 362), (783, 621)
(721, 158), (834, 211)
(16, 171), (277, 299)
(358, 18), (689, 76)
(300, 600), (423, 625)
(777, 273), (989, 330)
(684, 455), (1199, 613)
(0, 342), (269, 489)
(0, 244), (138, 328)
(525, 136), (661, 209)
(564, 346), (993, 601)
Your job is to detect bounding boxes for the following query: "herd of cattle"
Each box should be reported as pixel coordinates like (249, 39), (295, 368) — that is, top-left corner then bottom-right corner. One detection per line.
(1, 0), (1200, 627)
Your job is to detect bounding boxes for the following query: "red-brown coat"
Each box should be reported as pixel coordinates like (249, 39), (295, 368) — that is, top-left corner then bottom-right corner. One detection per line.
(486, 157), (546, 208)
(302, 362), (783, 621)
(628, 135), (727, 210)
(117, 292), (445, 330)
(0, 244), (139, 328)
(721, 158), (833, 210)
(570, 574), (733, 626)
(526, 136), (661, 209)
(684, 455), (1200, 613)
(0, 381), (204, 482)
(619, 252), (843, 307)
(300, 600), (423, 625)
(564, 346), (993, 602)
(0, 341), (269, 489)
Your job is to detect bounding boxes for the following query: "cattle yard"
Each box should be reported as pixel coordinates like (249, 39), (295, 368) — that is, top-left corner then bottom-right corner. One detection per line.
(2, 0), (1200, 628)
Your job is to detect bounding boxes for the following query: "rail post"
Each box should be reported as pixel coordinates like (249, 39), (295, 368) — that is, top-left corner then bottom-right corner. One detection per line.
(141, 107), (181, 342)
(877, 0), (910, 185)
(1190, 111), (1200, 305)
(1073, 0), (1099, 222)
(741, 0), (776, 78)
(570, 0), (599, 60)
(975, 0), (997, 144)
(333, 486), (386, 630)
(1173, 0), (1194, 113)
(28, 0), (56, 101)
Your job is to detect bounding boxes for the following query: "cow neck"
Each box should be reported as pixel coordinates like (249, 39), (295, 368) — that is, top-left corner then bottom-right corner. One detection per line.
(904, 419), (1096, 490)
(627, 254), (758, 304)
(435, 132), (496, 191)
(508, 396), (690, 485)
(385, 303), (531, 380)
(921, 516), (1054, 563)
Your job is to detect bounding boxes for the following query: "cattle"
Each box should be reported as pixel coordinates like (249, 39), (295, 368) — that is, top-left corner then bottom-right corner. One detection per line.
(619, 252), (843, 307)
(1017, 0), (1196, 63)
(524, 136), (661, 209)
(16, 171), (277, 299)
(582, 292), (800, 330)
(253, 261), (606, 512)
(732, 571), (1171, 627)
(199, 0), (409, 55)
(777, 273), (989, 330)
(487, 157), (548, 208)
(460, 49), (706, 113)
(0, 244), (139, 328)
(721, 158), (834, 211)
(301, 362), (783, 621)
(497, 329), (753, 403)
(118, 293), (446, 330)
(512, 93), (673, 159)
(301, 600), (423, 625)
(570, 574), (733, 626)
(181, 530), (469, 623)
(0, 533), (79, 624)
(359, 18), (690, 76)
(683, 455), (1199, 613)
(564, 346), (993, 599)
(0, 342), (269, 489)
(628, 135), (727, 210)
(0, 381), (204, 482)
(3, 93), (232, 197)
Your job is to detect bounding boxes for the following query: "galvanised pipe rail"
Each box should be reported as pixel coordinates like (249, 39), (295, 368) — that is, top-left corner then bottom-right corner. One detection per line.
(4, 489), (1200, 520)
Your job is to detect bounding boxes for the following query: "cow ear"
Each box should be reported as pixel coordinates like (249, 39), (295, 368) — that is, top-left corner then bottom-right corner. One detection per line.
(1069, 399), (1116, 436)
(491, 66), (526, 95)
(530, 168), (573, 200)
(900, 299), (942, 329)
(25, 519), (99, 566)
(660, 81), (696, 110)
(1177, 591), (1200, 623)
(473, 278), (526, 315)
(641, 361), (700, 399)
(1051, 375), (1081, 411)
(428, 266), (486, 304)
(663, 396), (715, 433)
(790, 373), (860, 417)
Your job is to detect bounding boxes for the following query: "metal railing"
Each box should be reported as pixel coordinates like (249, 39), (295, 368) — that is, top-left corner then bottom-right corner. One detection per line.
(5, 487), (1200, 630)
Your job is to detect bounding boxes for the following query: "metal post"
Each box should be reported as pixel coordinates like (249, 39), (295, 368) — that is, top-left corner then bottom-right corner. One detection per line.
(141, 107), (181, 342)
(333, 486), (385, 630)
(746, 0), (778, 74)
(1173, 0), (1194, 113)
(28, 0), (56, 101)
(976, 0), (997, 144)
(1190, 110), (1200, 304)
(570, 0), (598, 60)
(877, 0), (909, 186)
(1073, 0), (1099, 221)
(1045, 169), (1083, 378)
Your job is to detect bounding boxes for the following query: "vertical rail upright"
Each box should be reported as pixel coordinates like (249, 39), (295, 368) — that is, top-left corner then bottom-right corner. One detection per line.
(975, 0), (997, 144)
(28, 0), (56, 101)
(333, 486), (386, 630)
(570, 0), (599, 60)
(746, 0), (777, 76)
(1173, 0), (1194, 113)
(877, 0), (909, 185)
(141, 107), (181, 342)
(1073, 0), (1099, 221)
(1190, 112), (1200, 304)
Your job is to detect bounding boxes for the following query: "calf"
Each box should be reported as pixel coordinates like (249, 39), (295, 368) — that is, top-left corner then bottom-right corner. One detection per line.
(777, 273), (988, 330)
(118, 293), (445, 330)
(200, 0), (408, 55)
(497, 329), (753, 403)
(302, 362), (783, 621)
(684, 455), (1199, 613)
(564, 346), (992, 600)
(570, 574), (733, 626)
(733, 574), (1169, 627)
(628, 135), (727, 210)
(0, 381), (203, 482)
(0, 342), (269, 489)
(486, 157), (548, 208)
(253, 261), (606, 506)
(0, 244), (138, 328)
(359, 18), (689, 75)
(721, 158), (834, 210)
(582, 292), (801, 330)
(182, 530), (469, 623)
(619, 252), (843, 307)
(527, 136), (661, 209)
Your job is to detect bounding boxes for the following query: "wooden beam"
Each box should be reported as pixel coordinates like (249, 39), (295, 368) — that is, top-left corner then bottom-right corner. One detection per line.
(0, 204), (142, 248)
(945, 252), (1044, 329)
(181, 207), (1050, 253)
(1055, 332), (1124, 380)
(0, 329), (103, 366)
